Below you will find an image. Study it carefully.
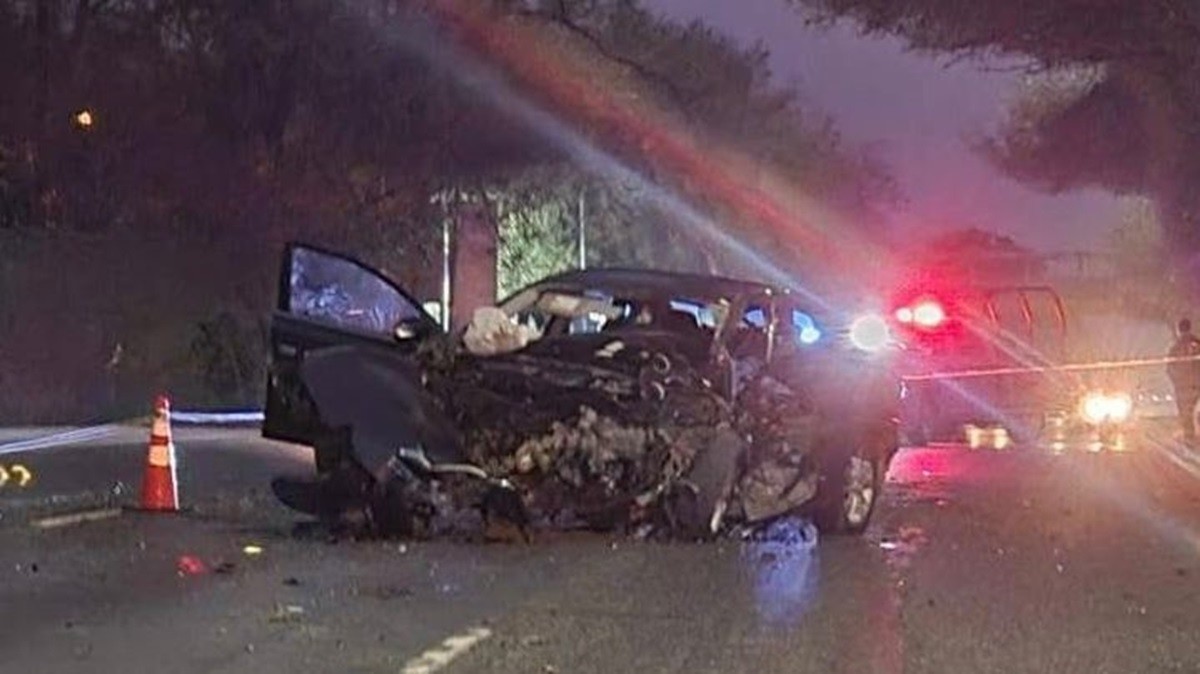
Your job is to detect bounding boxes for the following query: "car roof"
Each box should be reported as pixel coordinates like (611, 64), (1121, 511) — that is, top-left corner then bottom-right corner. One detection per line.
(527, 267), (786, 303)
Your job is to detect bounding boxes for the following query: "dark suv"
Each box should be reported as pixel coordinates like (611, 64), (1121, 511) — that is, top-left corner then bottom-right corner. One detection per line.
(263, 244), (900, 538)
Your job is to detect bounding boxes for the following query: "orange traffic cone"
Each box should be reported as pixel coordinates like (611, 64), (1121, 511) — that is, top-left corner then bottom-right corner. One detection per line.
(139, 394), (179, 511)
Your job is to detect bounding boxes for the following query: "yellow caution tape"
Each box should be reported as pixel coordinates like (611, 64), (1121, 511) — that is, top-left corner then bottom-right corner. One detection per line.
(903, 354), (1200, 382)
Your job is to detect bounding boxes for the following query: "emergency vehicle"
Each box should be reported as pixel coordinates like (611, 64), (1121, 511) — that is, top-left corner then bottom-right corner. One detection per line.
(886, 248), (1164, 450)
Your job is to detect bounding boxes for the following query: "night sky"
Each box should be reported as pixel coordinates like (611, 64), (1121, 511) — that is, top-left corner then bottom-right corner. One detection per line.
(646, 0), (1124, 254)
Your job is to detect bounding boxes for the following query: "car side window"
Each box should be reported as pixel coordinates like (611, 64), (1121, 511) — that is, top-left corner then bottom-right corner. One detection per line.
(743, 306), (768, 329)
(288, 247), (423, 337)
(789, 308), (822, 346)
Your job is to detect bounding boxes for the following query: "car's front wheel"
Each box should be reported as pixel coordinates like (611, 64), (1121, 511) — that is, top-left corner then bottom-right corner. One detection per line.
(814, 448), (882, 535)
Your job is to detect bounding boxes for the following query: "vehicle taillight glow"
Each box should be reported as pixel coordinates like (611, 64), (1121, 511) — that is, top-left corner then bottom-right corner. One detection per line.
(893, 298), (945, 330)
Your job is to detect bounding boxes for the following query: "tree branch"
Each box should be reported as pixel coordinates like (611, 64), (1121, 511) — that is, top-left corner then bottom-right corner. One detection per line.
(513, 7), (695, 119)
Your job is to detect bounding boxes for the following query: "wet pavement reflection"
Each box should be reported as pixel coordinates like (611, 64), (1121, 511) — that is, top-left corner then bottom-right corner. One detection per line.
(738, 518), (821, 629)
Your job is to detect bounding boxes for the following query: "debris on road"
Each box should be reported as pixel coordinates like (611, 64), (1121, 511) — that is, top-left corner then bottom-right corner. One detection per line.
(879, 524), (928, 569)
(520, 634), (548, 648)
(176, 555), (207, 576)
(269, 604), (306, 623)
(741, 517), (820, 548)
(242, 544), (264, 556)
(364, 584), (414, 600)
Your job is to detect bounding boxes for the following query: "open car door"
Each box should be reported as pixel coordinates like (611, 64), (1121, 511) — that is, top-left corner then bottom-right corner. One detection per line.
(262, 243), (442, 446)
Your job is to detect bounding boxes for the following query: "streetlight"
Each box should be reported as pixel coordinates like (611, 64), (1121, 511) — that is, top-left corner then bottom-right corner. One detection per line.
(73, 108), (95, 129)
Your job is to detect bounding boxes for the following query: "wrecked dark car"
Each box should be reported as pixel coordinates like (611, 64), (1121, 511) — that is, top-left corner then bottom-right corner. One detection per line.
(263, 244), (900, 540)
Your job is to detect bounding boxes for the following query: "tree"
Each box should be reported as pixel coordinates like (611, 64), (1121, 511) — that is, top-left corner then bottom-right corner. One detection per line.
(432, 0), (898, 285)
(897, 227), (1045, 287)
(1104, 195), (1186, 321)
(790, 0), (1200, 282)
(0, 0), (896, 420)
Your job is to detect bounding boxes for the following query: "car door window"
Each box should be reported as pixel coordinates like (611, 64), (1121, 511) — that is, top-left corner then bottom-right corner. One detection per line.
(730, 303), (771, 359)
(789, 308), (822, 346)
(286, 246), (428, 337)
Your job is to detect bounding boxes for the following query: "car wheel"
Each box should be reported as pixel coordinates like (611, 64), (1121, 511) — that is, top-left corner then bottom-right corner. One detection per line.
(313, 426), (352, 475)
(668, 427), (745, 538)
(815, 449), (880, 535)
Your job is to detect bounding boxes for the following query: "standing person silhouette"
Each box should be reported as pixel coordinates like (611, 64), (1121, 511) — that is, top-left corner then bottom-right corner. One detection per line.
(1167, 318), (1200, 446)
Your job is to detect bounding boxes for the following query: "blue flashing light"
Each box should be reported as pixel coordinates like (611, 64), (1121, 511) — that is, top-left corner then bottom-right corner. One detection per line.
(792, 310), (822, 345)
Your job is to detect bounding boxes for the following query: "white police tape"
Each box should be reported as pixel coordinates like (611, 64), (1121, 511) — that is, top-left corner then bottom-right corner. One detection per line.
(0, 409), (263, 456)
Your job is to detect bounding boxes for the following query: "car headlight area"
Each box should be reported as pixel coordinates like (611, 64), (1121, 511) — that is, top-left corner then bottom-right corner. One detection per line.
(1080, 391), (1133, 425)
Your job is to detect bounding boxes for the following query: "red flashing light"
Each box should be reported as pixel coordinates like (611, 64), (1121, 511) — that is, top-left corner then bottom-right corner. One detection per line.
(911, 300), (945, 328)
(893, 299), (945, 330)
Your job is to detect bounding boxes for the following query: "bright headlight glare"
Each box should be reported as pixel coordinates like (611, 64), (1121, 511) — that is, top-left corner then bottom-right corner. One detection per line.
(849, 314), (890, 352)
(1108, 393), (1132, 422)
(1081, 392), (1133, 423)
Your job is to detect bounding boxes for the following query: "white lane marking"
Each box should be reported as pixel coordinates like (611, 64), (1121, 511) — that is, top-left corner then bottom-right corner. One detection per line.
(401, 626), (493, 674)
(0, 424), (122, 456)
(32, 507), (123, 530)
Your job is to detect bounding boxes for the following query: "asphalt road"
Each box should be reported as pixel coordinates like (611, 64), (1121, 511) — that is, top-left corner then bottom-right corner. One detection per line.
(3, 428), (1200, 673)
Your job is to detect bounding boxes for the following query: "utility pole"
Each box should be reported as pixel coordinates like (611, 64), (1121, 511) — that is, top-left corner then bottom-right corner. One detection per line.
(577, 187), (587, 270)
